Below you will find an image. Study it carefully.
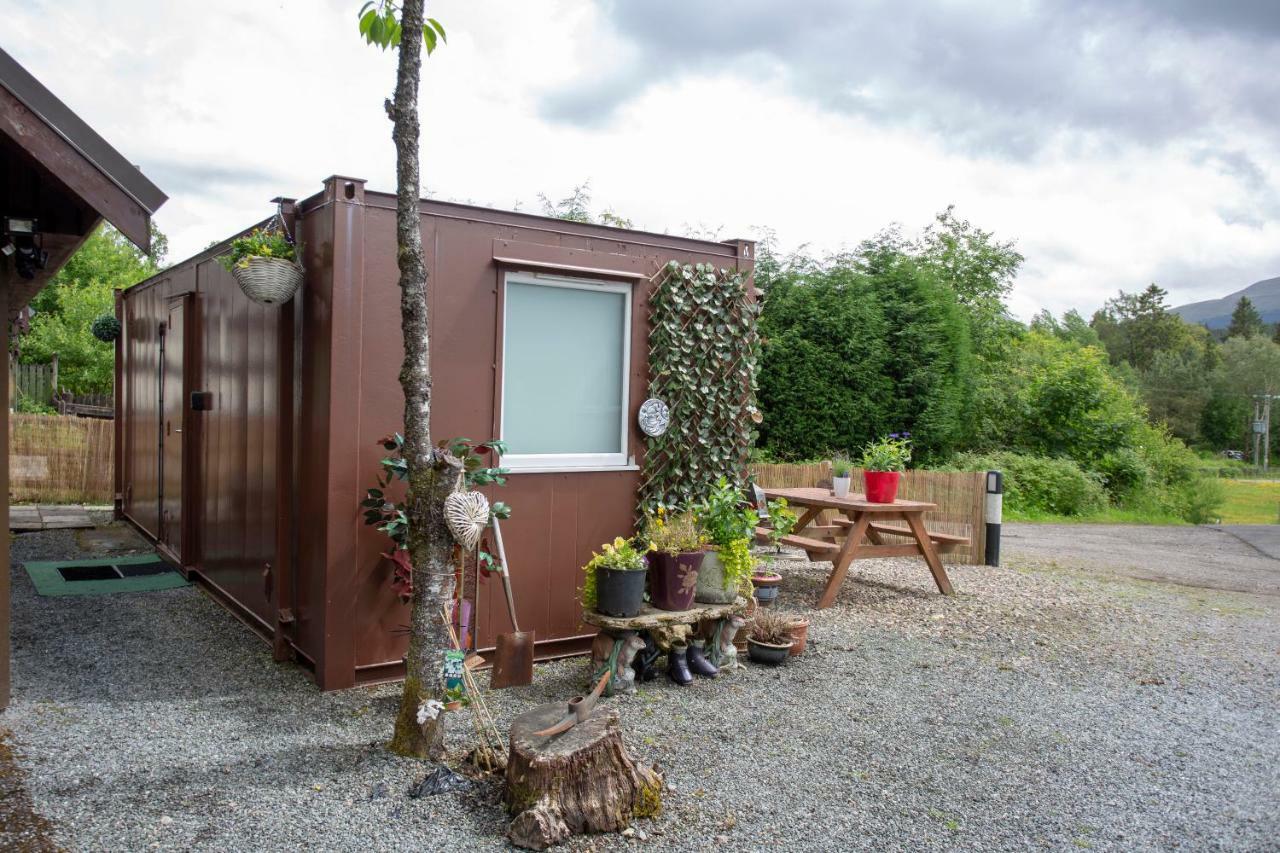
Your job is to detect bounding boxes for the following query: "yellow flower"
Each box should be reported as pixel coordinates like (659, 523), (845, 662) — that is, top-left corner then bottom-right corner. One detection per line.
(261, 245), (273, 256)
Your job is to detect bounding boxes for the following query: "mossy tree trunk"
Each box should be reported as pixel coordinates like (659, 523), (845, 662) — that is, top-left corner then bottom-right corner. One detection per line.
(505, 704), (663, 850)
(384, 0), (463, 760)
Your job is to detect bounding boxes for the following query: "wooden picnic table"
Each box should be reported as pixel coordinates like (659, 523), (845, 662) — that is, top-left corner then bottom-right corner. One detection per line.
(758, 486), (964, 607)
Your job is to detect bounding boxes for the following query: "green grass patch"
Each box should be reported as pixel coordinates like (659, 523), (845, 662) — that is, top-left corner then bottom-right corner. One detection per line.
(1217, 479), (1280, 524)
(1006, 505), (1186, 525)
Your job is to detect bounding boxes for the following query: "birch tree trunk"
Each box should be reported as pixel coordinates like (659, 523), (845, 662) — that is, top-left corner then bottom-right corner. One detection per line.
(385, 0), (464, 760)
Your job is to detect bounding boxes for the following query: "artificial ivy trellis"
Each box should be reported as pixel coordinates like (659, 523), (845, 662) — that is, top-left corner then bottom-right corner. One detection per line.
(639, 260), (761, 516)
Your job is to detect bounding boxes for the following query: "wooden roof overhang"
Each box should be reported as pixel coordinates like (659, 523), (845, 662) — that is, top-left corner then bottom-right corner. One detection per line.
(0, 46), (166, 319)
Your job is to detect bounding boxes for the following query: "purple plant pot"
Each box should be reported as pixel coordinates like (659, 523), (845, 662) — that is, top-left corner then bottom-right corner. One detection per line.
(649, 551), (704, 611)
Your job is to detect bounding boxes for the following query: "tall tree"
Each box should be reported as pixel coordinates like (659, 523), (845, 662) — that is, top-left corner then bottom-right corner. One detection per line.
(1091, 284), (1187, 372)
(358, 1), (459, 760)
(914, 205), (1023, 356)
(1218, 335), (1280, 398)
(1030, 308), (1103, 349)
(1227, 296), (1266, 339)
(537, 181), (634, 228)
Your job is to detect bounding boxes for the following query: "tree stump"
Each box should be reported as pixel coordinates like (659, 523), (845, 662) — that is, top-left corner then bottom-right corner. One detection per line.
(504, 703), (662, 850)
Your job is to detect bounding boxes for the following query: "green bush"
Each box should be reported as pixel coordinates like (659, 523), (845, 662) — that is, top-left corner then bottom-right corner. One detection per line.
(1095, 447), (1149, 499)
(954, 451), (1107, 517)
(757, 241), (972, 464)
(1171, 477), (1226, 525)
(13, 395), (56, 415)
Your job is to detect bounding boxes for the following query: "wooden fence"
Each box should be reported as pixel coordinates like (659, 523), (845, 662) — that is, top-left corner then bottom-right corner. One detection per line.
(9, 414), (114, 504)
(747, 461), (988, 565)
(54, 391), (114, 419)
(10, 355), (57, 407)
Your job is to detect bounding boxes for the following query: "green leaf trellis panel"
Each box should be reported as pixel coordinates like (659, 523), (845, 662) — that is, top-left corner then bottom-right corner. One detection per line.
(640, 261), (761, 514)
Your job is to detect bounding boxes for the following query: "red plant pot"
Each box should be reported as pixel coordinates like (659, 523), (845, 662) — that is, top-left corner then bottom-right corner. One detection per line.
(649, 551), (704, 611)
(863, 471), (901, 503)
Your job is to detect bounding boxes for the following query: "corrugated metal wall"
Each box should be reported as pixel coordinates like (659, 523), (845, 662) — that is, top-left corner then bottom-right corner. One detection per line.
(340, 191), (753, 681)
(120, 251), (283, 634)
(120, 176), (753, 690)
(121, 275), (166, 538)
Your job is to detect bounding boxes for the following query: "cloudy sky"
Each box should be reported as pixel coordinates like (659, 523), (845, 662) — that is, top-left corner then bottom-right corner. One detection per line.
(5, 0), (1279, 318)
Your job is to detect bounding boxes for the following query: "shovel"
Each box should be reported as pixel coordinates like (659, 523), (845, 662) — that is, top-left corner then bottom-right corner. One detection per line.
(488, 516), (535, 688)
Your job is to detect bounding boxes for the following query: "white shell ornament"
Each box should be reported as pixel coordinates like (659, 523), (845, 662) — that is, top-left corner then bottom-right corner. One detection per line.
(638, 398), (671, 437)
(444, 491), (490, 551)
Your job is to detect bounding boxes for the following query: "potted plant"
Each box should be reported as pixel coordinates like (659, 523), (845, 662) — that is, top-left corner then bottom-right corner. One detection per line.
(764, 498), (798, 555)
(582, 537), (648, 617)
(831, 456), (853, 498)
(787, 615), (810, 656)
(219, 228), (303, 305)
(861, 433), (911, 503)
(694, 477), (756, 604)
(645, 507), (707, 611)
(750, 570), (782, 607)
(746, 609), (795, 665)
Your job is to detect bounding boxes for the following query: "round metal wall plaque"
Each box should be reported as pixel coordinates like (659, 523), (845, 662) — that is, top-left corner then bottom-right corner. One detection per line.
(638, 398), (671, 437)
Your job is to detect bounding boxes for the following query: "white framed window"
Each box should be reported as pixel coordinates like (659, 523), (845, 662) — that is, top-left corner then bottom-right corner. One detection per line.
(500, 271), (632, 471)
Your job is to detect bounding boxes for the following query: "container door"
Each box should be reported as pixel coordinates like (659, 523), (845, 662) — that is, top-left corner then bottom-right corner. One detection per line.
(160, 300), (186, 558)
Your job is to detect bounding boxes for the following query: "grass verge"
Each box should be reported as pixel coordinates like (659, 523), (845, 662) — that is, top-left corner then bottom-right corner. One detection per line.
(1217, 479), (1280, 524)
(1008, 478), (1279, 525)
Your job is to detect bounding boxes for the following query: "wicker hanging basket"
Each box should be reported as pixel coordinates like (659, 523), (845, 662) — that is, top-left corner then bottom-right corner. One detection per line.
(232, 256), (303, 305)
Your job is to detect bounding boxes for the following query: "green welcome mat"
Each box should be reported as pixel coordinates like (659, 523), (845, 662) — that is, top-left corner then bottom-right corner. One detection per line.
(22, 554), (189, 597)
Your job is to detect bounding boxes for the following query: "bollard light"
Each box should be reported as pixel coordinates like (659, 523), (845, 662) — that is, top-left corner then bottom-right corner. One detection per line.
(985, 471), (1003, 567)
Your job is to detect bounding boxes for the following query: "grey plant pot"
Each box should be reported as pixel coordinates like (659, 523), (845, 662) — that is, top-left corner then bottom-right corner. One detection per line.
(694, 549), (737, 604)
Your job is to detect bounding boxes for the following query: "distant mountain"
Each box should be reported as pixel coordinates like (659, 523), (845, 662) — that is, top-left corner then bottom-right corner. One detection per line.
(1173, 276), (1280, 329)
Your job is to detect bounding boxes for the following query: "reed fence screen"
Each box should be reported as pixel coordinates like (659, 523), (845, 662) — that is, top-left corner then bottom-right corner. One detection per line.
(9, 414), (114, 504)
(747, 461), (988, 565)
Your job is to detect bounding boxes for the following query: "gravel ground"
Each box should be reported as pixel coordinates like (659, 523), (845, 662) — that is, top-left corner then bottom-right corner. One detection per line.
(3, 521), (1278, 851)
(1003, 523), (1280, 597)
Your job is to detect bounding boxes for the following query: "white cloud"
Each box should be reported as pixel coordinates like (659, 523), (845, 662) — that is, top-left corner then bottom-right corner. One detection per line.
(4, 0), (1277, 319)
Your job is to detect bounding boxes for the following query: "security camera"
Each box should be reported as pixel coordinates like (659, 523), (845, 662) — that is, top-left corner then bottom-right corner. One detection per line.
(12, 239), (47, 280)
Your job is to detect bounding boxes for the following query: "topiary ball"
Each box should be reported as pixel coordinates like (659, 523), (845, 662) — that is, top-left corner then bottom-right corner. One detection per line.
(91, 313), (121, 343)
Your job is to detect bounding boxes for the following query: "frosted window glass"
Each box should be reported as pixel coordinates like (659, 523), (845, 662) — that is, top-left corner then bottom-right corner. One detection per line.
(504, 281), (627, 455)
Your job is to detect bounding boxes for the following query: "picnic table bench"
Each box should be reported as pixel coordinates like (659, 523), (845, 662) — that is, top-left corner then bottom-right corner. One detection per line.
(758, 486), (965, 607)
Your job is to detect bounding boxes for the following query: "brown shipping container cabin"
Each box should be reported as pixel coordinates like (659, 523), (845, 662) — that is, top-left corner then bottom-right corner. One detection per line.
(116, 175), (754, 690)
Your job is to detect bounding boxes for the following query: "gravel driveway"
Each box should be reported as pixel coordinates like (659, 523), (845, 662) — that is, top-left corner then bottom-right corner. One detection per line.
(1003, 522), (1280, 597)
(2, 521), (1277, 851)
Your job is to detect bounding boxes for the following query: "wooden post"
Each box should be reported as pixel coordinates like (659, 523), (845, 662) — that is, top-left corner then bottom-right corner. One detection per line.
(1264, 396), (1272, 472)
(505, 704), (662, 850)
(1, 284), (10, 709)
(1253, 398), (1263, 468)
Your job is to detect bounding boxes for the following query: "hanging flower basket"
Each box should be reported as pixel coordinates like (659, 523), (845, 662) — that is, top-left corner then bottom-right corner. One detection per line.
(219, 225), (303, 306)
(232, 256), (303, 305)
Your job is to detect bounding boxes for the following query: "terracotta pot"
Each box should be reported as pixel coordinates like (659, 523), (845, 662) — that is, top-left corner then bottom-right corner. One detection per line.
(787, 619), (810, 656)
(596, 565), (647, 617)
(650, 551), (703, 611)
(444, 700), (463, 712)
(747, 638), (791, 665)
(863, 470), (901, 503)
